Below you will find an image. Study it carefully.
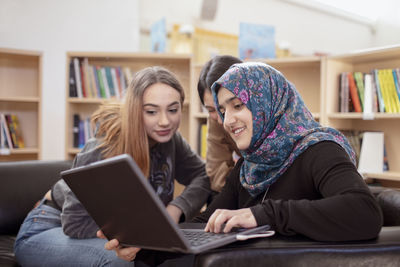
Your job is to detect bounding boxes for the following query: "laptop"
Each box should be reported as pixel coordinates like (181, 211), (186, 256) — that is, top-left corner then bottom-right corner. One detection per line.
(61, 154), (271, 254)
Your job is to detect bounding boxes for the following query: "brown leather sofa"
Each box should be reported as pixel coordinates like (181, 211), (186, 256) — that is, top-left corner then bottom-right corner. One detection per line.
(0, 160), (72, 267)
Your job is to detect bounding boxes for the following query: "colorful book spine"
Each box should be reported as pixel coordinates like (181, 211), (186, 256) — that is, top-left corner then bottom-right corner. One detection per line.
(347, 72), (362, 112)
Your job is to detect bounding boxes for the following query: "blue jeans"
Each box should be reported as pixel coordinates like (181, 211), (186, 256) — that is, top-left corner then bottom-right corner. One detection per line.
(14, 198), (134, 267)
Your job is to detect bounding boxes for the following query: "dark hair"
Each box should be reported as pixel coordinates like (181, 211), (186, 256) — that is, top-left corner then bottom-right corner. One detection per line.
(197, 55), (242, 105)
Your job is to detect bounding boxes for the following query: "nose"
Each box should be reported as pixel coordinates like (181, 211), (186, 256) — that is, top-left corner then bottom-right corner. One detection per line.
(223, 109), (236, 128)
(158, 111), (170, 127)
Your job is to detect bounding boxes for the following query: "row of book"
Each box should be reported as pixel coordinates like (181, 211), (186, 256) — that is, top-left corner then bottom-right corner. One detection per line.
(341, 130), (389, 173)
(73, 114), (94, 149)
(0, 113), (25, 150)
(339, 68), (400, 113)
(69, 57), (134, 99)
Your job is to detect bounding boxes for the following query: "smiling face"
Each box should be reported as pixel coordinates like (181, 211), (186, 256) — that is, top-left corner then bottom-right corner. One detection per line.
(217, 87), (253, 150)
(142, 83), (182, 144)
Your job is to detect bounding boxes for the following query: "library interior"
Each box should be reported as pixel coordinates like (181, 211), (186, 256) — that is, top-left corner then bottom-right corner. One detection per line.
(2, 0), (400, 266)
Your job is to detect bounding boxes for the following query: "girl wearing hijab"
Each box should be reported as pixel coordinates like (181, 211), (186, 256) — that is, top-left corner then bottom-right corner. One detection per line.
(197, 62), (382, 241)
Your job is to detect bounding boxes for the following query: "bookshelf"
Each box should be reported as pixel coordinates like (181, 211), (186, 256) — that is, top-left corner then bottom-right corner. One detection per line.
(262, 56), (324, 121)
(325, 46), (400, 187)
(65, 52), (193, 161)
(0, 48), (42, 161)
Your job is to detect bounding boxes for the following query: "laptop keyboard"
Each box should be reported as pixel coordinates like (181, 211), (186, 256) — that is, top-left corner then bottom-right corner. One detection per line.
(182, 230), (236, 247)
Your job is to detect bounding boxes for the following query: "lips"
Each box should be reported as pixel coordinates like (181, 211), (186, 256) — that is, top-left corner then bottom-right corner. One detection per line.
(156, 129), (171, 136)
(231, 126), (246, 137)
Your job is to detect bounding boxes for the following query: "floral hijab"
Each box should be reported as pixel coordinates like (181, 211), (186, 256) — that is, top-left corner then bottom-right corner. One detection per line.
(211, 62), (356, 197)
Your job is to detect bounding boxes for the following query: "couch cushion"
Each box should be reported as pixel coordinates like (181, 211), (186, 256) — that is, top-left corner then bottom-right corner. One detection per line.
(0, 235), (17, 267)
(0, 160), (72, 235)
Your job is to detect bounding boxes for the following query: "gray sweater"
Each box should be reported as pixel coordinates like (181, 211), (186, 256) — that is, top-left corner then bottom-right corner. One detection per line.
(52, 132), (211, 238)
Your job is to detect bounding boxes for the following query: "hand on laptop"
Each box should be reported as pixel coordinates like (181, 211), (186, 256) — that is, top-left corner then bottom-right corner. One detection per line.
(97, 230), (141, 262)
(205, 208), (257, 233)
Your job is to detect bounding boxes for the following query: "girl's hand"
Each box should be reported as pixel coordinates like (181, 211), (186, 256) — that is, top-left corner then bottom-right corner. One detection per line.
(97, 230), (141, 262)
(204, 208), (257, 233)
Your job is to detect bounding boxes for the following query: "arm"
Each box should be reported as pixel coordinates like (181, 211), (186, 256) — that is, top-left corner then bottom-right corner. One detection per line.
(168, 133), (211, 221)
(206, 119), (238, 192)
(192, 158), (243, 223)
(53, 139), (103, 238)
(251, 142), (383, 241)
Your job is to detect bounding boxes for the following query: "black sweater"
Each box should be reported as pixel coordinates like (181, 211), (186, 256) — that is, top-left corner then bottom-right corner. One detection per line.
(193, 141), (383, 241)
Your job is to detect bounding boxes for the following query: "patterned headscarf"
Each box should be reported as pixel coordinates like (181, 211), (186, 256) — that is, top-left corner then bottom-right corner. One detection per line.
(211, 62), (356, 197)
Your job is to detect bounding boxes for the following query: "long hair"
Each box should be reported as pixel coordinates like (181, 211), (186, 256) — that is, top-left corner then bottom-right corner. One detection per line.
(91, 66), (185, 177)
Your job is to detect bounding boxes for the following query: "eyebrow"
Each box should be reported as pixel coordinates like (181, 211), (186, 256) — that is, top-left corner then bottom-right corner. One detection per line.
(218, 96), (237, 109)
(143, 101), (180, 108)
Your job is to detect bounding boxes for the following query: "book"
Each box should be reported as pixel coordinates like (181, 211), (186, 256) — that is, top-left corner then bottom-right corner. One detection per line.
(363, 74), (374, 118)
(239, 22), (276, 60)
(110, 67), (121, 99)
(105, 67), (116, 97)
(73, 114), (80, 148)
(353, 72), (365, 111)
(100, 67), (111, 98)
(200, 123), (208, 159)
(339, 72), (349, 112)
(373, 69), (385, 112)
(0, 113), (13, 149)
(96, 66), (106, 98)
(384, 69), (400, 113)
(347, 72), (362, 112)
(73, 58), (83, 98)
(68, 60), (77, 97)
(358, 132), (384, 174)
(11, 114), (25, 148)
(393, 69), (400, 104)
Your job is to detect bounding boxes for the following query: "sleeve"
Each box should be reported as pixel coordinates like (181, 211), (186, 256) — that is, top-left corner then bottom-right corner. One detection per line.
(56, 139), (102, 238)
(192, 158), (243, 223)
(169, 133), (211, 221)
(205, 119), (237, 192)
(250, 142), (383, 241)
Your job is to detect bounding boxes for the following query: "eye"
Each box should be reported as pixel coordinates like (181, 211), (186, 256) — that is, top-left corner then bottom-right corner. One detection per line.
(169, 108), (178, 113)
(234, 103), (244, 110)
(145, 110), (157, 115)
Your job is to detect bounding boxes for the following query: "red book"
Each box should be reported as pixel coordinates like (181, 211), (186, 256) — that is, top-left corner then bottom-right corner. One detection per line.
(348, 72), (362, 112)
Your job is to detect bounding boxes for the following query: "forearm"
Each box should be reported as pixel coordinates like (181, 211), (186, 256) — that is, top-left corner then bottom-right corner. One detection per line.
(251, 190), (382, 241)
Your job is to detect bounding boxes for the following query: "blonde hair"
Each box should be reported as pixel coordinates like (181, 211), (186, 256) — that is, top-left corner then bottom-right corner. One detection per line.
(91, 66), (185, 177)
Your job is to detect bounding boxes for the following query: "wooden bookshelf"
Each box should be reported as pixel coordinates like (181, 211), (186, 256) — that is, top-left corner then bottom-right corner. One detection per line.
(262, 56), (324, 120)
(0, 48), (42, 161)
(65, 52), (193, 161)
(325, 45), (400, 186)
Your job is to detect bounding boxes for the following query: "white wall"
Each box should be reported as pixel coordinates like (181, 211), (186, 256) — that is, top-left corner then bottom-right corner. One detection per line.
(139, 0), (400, 55)
(0, 0), (139, 160)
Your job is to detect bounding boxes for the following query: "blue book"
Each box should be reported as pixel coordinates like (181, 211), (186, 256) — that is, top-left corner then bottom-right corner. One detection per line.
(239, 22), (275, 60)
(393, 69), (400, 102)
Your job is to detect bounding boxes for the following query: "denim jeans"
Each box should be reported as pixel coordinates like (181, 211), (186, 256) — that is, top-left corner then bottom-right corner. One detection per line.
(14, 198), (134, 267)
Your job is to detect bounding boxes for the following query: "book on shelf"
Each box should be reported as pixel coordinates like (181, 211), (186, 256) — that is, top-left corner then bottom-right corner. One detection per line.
(357, 132), (385, 174)
(0, 114), (25, 149)
(73, 114), (94, 149)
(198, 123), (208, 159)
(73, 58), (83, 98)
(347, 72), (362, 112)
(69, 57), (129, 99)
(353, 72), (365, 111)
(68, 60), (77, 97)
(339, 69), (400, 113)
(0, 113), (13, 150)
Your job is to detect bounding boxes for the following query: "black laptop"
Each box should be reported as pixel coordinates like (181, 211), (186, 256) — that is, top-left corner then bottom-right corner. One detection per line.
(61, 154), (271, 254)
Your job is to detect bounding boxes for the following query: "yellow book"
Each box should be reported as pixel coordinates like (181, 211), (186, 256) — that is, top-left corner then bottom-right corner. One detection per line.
(384, 69), (400, 113)
(377, 69), (394, 113)
(200, 123), (208, 159)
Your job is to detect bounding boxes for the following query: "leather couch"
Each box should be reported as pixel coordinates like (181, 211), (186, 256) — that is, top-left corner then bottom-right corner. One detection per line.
(0, 160), (72, 267)
(1, 158), (400, 267)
